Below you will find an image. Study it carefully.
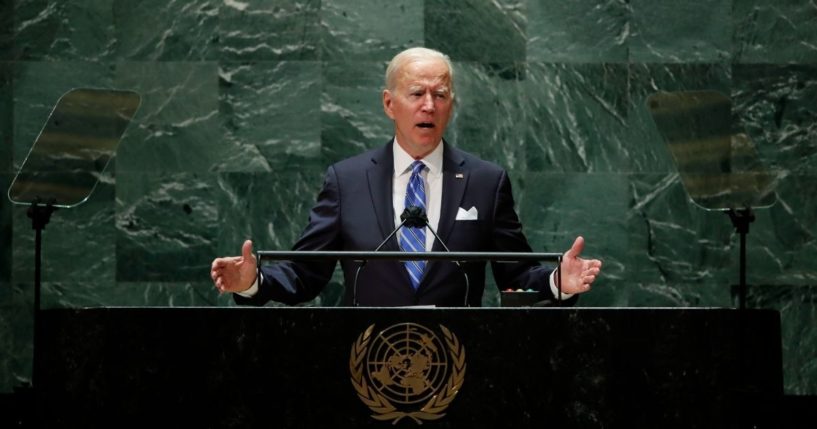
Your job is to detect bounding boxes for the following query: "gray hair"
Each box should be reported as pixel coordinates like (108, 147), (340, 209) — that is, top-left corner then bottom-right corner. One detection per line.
(384, 47), (455, 98)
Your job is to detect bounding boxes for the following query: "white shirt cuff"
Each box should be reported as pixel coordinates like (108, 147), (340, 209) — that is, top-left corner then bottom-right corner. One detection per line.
(549, 269), (574, 300)
(236, 272), (261, 298)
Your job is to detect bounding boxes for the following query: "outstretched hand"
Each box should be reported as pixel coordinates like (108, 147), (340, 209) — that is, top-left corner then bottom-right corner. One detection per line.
(558, 236), (602, 295)
(211, 240), (257, 294)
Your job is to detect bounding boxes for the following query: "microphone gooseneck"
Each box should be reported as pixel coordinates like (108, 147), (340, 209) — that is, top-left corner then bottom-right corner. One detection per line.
(351, 262), (366, 307)
(419, 213), (471, 307)
(352, 211), (412, 306)
(352, 206), (471, 307)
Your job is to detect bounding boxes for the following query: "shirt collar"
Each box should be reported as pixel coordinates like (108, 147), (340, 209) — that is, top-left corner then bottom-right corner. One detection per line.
(392, 138), (444, 176)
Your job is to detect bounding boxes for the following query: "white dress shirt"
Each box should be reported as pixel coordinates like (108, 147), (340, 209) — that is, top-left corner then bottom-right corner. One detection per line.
(391, 138), (443, 250)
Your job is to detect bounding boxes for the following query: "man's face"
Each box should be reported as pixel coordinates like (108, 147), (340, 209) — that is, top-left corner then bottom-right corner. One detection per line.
(383, 58), (453, 158)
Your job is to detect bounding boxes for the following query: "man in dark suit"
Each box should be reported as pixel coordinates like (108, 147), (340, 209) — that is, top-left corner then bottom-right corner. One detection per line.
(211, 47), (602, 306)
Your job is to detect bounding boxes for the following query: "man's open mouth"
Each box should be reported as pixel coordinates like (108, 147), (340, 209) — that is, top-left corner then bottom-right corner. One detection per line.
(416, 122), (435, 128)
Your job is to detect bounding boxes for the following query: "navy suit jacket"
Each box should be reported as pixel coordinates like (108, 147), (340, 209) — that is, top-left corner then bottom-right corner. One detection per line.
(236, 140), (573, 307)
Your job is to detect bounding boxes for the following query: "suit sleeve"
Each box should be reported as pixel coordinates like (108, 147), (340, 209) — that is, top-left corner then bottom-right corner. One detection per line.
(489, 170), (578, 305)
(234, 166), (342, 306)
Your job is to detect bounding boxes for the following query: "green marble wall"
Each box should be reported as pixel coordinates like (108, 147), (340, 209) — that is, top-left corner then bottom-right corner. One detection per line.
(1, 0), (815, 395)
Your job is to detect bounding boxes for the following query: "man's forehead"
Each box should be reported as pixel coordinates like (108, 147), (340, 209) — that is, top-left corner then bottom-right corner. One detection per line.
(398, 60), (451, 86)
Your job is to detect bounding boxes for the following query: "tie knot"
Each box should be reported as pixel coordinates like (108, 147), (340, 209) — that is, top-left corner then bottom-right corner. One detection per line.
(410, 160), (425, 176)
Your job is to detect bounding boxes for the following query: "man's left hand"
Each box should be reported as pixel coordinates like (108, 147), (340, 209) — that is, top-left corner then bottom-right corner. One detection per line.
(559, 236), (602, 295)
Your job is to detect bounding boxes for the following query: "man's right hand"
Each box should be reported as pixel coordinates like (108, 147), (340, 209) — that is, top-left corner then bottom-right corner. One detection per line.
(211, 239), (257, 294)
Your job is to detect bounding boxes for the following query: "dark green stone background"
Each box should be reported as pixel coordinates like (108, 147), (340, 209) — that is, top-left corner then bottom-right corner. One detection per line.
(1, 0), (815, 394)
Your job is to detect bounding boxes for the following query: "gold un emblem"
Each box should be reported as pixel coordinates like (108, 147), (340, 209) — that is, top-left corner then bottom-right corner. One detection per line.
(350, 323), (466, 424)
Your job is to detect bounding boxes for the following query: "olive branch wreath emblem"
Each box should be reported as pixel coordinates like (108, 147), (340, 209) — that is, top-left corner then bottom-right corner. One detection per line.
(349, 323), (466, 424)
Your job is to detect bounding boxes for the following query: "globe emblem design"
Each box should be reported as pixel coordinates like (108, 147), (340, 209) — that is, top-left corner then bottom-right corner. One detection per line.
(365, 323), (449, 405)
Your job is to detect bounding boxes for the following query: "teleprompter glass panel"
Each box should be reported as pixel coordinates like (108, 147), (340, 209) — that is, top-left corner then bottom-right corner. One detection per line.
(8, 88), (140, 208)
(646, 90), (777, 211)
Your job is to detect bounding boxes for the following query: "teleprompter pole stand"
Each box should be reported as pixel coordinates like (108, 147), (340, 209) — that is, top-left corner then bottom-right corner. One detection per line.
(726, 207), (769, 428)
(726, 208), (754, 311)
(26, 197), (57, 387)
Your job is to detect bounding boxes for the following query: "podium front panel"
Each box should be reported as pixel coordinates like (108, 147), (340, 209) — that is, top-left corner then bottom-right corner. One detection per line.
(36, 308), (782, 428)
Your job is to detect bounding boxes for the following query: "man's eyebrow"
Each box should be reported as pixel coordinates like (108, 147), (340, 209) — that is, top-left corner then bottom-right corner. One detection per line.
(406, 84), (450, 92)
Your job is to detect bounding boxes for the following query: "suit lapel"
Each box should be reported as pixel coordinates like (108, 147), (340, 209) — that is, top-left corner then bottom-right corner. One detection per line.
(419, 142), (468, 292)
(366, 141), (398, 250)
(433, 142), (468, 251)
(367, 140), (416, 293)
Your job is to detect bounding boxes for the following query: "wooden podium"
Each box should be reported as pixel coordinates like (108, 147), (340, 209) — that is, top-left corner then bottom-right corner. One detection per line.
(35, 308), (781, 428)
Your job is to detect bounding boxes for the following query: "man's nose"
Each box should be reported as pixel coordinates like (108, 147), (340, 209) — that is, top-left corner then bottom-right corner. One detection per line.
(421, 93), (435, 112)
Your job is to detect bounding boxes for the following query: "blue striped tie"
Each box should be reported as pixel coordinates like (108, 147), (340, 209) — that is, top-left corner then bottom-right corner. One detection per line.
(399, 160), (426, 290)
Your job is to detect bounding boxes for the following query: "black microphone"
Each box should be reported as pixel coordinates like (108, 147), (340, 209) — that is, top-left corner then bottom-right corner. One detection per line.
(400, 206), (427, 228)
(351, 207), (414, 306)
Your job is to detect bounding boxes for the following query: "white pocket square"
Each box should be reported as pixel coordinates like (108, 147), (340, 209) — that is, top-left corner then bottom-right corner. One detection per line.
(456, 206), (478, 221)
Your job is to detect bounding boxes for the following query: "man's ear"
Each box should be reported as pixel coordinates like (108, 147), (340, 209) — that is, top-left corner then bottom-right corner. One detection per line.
(382, 89), (396, 120)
